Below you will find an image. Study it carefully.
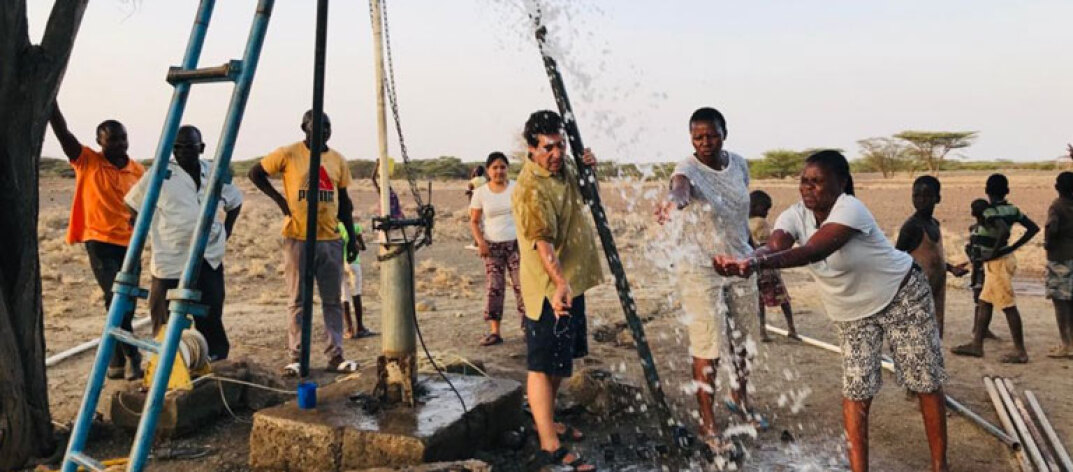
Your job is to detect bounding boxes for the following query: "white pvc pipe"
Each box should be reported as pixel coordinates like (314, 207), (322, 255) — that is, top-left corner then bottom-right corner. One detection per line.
(984, 377), (1032, 472)
(1025, 390), (1073, 472)
(46, 317), (153, 368)
(765, 325), (1019, 450)
(997, 377), (1048, 472)
(1007, 381), (1060, 471)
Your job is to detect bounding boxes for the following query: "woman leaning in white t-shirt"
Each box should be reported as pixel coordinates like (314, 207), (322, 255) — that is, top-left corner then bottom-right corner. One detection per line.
(469, 152), (524, 346)
(713, 150), (949, 472)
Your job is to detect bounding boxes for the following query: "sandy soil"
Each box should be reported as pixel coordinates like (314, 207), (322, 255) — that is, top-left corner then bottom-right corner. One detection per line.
(36, 170), (1072, 471)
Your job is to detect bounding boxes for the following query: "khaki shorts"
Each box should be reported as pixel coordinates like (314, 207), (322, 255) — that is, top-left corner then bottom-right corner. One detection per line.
(1046, 260), (1073, 301)
(679, 266), (759, 360)
(979, 254), (1016, 309)
(341, 262), (362, 300)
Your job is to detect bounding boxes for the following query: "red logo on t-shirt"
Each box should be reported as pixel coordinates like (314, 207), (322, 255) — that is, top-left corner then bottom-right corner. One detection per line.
(318, 166), (334, 191)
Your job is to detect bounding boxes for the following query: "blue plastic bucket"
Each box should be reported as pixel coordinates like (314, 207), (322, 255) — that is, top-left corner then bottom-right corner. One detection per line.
(297, 381), (317, 409)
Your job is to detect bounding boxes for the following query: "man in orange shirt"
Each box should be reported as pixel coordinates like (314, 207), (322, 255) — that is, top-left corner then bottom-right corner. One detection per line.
(50, 103), (146, 380)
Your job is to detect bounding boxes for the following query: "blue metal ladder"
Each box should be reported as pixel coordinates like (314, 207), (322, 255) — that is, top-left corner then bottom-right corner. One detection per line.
(61, 1), (274, 470)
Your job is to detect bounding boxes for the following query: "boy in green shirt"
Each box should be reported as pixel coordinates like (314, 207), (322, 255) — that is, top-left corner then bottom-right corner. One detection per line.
(339, 221), (372, 338)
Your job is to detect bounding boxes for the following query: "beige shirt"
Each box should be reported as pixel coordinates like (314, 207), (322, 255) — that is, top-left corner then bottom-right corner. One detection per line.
(512, 157), (603, 320)
(125, 160), (243, 279)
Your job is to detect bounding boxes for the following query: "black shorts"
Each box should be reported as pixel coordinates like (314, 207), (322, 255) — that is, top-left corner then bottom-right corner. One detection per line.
(525, 295), (588, 377)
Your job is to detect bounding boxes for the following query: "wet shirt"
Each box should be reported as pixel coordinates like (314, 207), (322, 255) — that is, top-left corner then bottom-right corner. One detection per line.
(260, 142), (352, 241)
(512, 158), (603, 321)
(67, 146), (146, 245)
(125, 160), (243, 279)
(1046, 196), (1073, 261)
(671, 152), (753, 267)
(774, 193), (913, 322)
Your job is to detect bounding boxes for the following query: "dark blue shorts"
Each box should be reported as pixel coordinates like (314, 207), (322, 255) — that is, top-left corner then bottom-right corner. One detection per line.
(525, 295), (588, 377)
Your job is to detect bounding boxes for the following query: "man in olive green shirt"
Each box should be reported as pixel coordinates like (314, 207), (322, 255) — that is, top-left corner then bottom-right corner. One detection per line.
(512, 110), (602, 470)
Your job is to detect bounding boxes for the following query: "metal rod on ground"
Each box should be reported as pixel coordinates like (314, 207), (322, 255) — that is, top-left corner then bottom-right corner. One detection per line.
(298, 0), (329, 378)
(983, 377), (1032, 472)
(1006, 380), (1060, 471)
(996, 377), (1049, 472)
(1025, 390), (1073, 472)
(372, 0), (417, 398)
(765, 325), (1020, 450)
(528, 6), (675, 436)
(46, 318), (152, 368)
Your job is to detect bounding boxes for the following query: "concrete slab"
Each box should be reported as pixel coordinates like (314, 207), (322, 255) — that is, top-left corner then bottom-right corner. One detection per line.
(249, 373), (522, 472)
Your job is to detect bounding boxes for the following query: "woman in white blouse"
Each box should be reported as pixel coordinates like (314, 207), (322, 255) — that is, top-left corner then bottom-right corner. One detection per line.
(469, 152), (524, 346)
(714, 150), (949, 472)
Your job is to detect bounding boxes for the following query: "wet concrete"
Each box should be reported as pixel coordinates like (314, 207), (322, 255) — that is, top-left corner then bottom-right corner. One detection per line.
(249, 371), (522, 472)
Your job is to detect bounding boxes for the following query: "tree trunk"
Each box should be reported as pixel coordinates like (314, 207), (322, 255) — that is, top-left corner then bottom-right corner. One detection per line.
(0, 1), (87, 468)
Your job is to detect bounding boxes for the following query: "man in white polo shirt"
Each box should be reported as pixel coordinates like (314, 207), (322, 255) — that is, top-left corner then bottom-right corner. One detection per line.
(125, 125), (243, 361)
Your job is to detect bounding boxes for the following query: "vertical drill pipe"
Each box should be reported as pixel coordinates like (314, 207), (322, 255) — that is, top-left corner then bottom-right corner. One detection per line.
(126, 1), (275, 470)
(61, 2), (217, 471)
(528, 8), (673, 431)
(1025, 390), (1073, 472)
(370, 0), (415, 381)
(372, 0), (390, 221)
(298, 0), (330, 378)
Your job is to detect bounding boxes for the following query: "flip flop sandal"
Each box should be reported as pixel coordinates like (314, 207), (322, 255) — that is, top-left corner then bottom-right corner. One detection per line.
(355, 328), (378, 339)
(1045, 346), (1072, 358)
(533, 447), (594, 472)
(281, 362), (300, 378)
(723, 399), (770, 431)
(327, 359), (360, 373)
(556, 423), (584, 442)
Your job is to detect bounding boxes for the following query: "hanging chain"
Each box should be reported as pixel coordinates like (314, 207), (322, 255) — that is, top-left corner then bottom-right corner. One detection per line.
(370, 0), (434, 255)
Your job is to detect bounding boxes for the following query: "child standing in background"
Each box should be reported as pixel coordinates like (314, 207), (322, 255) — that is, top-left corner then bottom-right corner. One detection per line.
(748, 190), (799, 341)
(339, 221), (373, 339)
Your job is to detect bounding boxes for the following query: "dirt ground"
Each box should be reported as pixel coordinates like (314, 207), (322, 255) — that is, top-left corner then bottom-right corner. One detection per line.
(36, 170), (1072, 471)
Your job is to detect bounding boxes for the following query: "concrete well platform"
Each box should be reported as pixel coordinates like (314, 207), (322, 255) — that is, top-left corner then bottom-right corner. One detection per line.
(249, 373), (523, 472)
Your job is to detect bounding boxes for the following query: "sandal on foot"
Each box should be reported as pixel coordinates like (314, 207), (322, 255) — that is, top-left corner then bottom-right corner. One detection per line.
(555, 422), (584, 442)
(1046, 346), (1072, 359)
(327, 359), (360, 373)
(533, 447), (594, 472)
(281, 362), (300, 378)
(479, 333), (503, 346)
(355, 328), (377, 339)
(1000, 352), (1029, 364)
(950, 344), (983, 357)
(723, 399), (770, 431)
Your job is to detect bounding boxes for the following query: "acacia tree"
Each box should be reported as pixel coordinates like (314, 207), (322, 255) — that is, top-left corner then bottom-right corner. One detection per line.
(0, 1), (88, 468)
(894, 130), (977, 173)
(857, 137), (912, 178)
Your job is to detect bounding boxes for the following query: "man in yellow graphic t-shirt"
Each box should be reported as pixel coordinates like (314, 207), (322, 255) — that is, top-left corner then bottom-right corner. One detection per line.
(248, 110), (361, 376)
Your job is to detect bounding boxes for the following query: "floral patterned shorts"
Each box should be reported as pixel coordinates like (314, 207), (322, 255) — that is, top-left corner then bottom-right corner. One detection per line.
(835, 267), (946, 401)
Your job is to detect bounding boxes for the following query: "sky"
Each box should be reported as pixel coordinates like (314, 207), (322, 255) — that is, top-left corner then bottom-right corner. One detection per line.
(28, 0), (1073, 165)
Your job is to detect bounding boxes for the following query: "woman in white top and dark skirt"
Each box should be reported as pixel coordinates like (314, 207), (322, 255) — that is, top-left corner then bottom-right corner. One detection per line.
(714, 150), (949, 472)
(469, 152), (524, 346)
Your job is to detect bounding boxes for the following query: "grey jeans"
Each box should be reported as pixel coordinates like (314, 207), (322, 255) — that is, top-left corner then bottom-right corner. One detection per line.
(283, 238), (344, 362)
